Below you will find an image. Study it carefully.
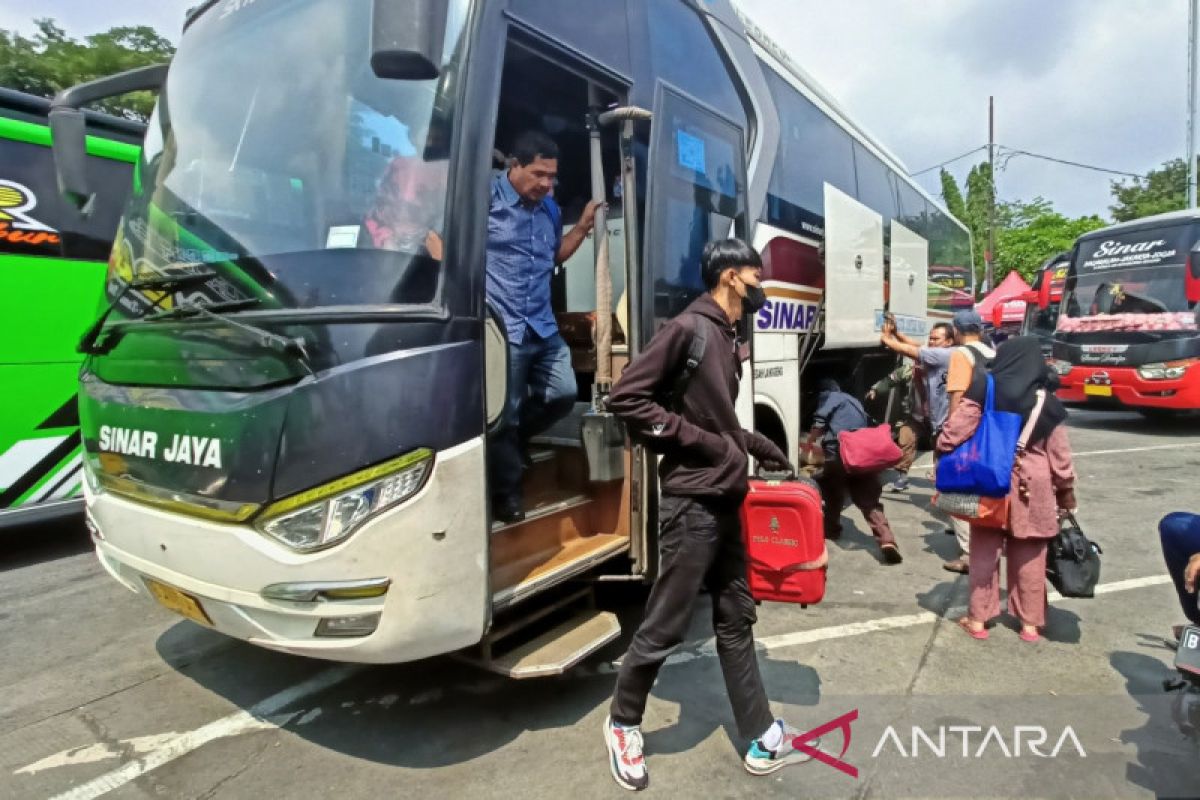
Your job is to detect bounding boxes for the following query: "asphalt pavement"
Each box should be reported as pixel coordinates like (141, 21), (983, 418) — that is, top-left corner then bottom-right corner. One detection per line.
(3, 407), (1200, 800)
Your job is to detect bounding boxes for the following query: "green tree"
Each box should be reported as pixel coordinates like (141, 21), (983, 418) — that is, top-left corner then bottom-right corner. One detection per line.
(995, 199), (1105, 282)
(940, 164), (1108, 287)
(0, 19), (173, 121)
(939, 167), (966, 223)
(1109, 158), (1188, 222)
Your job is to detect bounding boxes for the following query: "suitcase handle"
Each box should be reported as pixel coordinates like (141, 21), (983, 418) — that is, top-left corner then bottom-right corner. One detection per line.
(756, 467), (796, 481)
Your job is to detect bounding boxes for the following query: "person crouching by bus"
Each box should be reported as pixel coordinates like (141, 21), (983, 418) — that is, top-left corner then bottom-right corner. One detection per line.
(486, 130), (600, 523)
(937, 337), (1075, 643)
(602, 239), (810, 790)
(802, 378), (902, 565)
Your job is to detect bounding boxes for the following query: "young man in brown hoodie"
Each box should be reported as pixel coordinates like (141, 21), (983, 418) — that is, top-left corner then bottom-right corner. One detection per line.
(601, 238), (814, 791)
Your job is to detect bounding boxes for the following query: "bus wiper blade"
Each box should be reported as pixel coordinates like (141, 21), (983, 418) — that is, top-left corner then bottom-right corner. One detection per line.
(142, 297), (260, 321)
(78, 268), (222, 355)
(148, 300), (316, 376)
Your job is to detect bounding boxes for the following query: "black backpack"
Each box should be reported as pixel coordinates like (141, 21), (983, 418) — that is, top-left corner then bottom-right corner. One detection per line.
(1046, 513), (1102, 598)
(634, 320), (708, 455)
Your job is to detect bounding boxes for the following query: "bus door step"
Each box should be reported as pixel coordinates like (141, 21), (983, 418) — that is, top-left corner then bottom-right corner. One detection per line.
(476, 608), (621, 679)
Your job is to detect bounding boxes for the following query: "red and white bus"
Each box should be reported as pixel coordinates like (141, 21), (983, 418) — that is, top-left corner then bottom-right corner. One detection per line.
(1052, 210), (1200, 414)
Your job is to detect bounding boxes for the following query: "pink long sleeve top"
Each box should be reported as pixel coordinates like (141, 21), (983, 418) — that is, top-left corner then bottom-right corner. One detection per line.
(936, 399), (1075, 539)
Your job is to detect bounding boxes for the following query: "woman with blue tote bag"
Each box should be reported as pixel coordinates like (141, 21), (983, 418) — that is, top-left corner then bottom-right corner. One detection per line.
(936, 337), (1077, 643)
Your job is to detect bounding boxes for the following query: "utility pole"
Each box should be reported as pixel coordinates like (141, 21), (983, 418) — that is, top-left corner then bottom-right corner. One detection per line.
(986, 96), (995, 293)
(1189, 0), (1198, 207)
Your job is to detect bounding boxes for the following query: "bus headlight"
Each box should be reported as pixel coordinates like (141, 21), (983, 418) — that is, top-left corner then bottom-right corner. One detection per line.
(1049, 359), (1073, 376)
(82, 458), (105, 497)
(255, 449), (433, 553)
(1138, 359), (1195, 381)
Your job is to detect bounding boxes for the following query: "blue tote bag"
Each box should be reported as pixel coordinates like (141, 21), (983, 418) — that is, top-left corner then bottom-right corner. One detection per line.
(935, 375), (1023, 497)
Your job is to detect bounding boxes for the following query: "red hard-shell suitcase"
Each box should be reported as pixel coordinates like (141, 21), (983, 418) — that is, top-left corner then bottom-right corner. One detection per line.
(740, 475), (827, 605)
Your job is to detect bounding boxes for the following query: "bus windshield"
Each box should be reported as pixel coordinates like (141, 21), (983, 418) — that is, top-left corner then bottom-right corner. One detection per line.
(113, 0), (469, 316)
(1060, 223), (1197, 334)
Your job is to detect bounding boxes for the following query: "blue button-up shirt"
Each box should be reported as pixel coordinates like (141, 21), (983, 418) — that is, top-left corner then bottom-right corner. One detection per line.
(486, 172), (562, 344)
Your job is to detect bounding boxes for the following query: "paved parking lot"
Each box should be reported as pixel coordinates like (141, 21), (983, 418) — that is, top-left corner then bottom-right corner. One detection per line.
(3, 408), (1200, 799)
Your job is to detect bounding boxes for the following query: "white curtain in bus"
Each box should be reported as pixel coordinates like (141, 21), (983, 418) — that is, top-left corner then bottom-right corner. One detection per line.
(822, 184), (883, 348)
(889, 221), (929, 337)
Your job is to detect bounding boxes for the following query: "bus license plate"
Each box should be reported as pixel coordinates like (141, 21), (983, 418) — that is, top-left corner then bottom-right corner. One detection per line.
(1083, 384), (1112, 397)
(144, 578), (211, 626)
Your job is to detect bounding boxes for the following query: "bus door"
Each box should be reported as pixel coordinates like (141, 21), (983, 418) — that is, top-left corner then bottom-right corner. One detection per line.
(888, 221), (929, 338)
(640, 82), (749, 568)
(822, 184), (884, 349)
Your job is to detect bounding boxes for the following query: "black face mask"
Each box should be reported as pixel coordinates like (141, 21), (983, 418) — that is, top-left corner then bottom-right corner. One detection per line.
(741, 283), (768, 313)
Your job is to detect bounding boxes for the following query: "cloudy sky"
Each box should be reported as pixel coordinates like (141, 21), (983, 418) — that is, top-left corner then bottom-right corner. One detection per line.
(1, 0), (1187, 220)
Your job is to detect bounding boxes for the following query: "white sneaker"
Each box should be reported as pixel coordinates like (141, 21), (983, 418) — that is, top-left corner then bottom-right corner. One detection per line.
(604, 715), (648, 791)
(744, 720), (820, 776)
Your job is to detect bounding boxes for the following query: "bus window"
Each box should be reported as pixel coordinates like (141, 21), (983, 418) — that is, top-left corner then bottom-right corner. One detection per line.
(646, 0), (747, 132)
(853, 142), (899, 231)
(761, 67), (856, 235)
(643, 86), (747, 337)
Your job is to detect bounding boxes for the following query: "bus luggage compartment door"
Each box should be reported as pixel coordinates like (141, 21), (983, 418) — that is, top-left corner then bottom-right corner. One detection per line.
(888, 220), (929, 337)
(822, 185), (884, 349)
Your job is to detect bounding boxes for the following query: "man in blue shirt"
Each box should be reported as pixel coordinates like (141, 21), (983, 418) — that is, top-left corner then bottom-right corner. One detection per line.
(488, 130), (599, 523)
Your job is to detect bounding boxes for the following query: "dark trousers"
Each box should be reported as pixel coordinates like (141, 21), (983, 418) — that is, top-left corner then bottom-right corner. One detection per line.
(610, 494), (774, 739)
(489, 331), (577, 501)
(817, 458), (895, 545)
(1160, 512), (1200, 626)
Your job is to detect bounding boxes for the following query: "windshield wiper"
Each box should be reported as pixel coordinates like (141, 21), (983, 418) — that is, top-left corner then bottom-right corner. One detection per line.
(145, 299), (316, 376)
(78, 268), (219, 355)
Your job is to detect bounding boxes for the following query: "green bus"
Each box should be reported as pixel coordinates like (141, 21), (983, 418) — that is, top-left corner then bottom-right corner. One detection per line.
(0, 88), (142, 527)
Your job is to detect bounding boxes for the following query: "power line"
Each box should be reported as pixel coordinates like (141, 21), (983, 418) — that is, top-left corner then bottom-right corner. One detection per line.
(908, 146), (988, 177)
(910, 143), (1153, 182)
(995, 146), (1149, 180)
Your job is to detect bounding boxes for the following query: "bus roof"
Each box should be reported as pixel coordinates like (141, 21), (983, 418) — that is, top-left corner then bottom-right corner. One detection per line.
(731, 5), (969, 238)
(1077, 208), (1200, 241)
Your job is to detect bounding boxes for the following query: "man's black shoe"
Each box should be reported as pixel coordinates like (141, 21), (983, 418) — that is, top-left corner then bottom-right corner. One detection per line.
(493, 496), (525, 524)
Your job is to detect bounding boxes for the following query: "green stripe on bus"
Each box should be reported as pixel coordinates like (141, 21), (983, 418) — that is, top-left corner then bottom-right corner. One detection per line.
(13, 442), (82, 506)
(0, 116), (140, 164)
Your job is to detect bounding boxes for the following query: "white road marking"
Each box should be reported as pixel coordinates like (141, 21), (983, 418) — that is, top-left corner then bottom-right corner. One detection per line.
(758, 612), (939, 652)
(27, 573), (1178, 797)
(45, 665), (357, 800)
(1072, 442), (1200, 458)
(1080, 574), (1171, 595)
(600, 573), (1174, 677)
(909, 440), (1200, 472)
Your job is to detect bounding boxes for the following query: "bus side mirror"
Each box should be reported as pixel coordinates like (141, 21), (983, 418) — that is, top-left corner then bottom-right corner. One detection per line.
(371, 0), (448, 80)
(48, 107), (91, 213)
(50, 63), (167, 213)
(1037, 277), (1052, 309)
(1188, 254), (1200, 304)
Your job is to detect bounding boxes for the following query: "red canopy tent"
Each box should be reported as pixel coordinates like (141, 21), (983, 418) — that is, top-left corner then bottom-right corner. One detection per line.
(976, 270), (1032, 325)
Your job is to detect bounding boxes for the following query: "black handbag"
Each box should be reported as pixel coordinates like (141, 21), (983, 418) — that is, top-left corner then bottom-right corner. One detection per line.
(1046, 512), (1102, 598)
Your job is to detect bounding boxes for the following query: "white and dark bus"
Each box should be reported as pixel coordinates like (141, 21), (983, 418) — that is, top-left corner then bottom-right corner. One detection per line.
(55, 0), (971, 675)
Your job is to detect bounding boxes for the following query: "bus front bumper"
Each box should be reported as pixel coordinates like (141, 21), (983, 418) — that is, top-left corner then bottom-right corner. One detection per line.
(1057, 365), (1200, 409)
(85, 438), (489, 664)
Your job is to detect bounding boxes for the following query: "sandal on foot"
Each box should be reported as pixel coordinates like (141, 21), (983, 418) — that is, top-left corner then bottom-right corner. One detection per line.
(942, 558), (969, 574)
(957, 617), (988, 640)
(1019, 628), (1041, 643)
